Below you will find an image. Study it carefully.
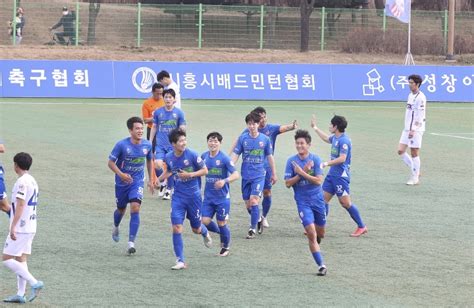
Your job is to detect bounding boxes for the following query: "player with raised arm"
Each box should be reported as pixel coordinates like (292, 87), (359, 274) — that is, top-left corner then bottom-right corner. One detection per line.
(311, 115), (367, 237)
(149, 89), (186, 200)
(0, 140), (11, 215)
(397, 74), (427, 186)
(158, 129), (211, 270)
(231, 112), (276, 239)
(108, 117), (154, 255)
(3, 152), (44, 303)
(285, 130), (327, 276)
(201, 132), (239, 257)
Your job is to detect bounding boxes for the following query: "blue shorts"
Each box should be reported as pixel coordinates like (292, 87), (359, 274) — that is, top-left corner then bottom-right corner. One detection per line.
(0, 178), (6, 200)
(202, 199), (230, 222)
(241, 177), (265, 200)
(264, 166), (273, 190)
(171, 193), (203, 229)
(322, 175), (350, 197)
(155, 145), (172, 161)
(115, 183), (144, 209)
(297, 200), (326, 227)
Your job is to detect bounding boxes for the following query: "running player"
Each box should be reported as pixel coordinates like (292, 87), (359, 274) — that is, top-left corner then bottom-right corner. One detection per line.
(158, 129), (211, 270)
(201, 132), (239, 257)
(397, 74), (427, 185)
(3, 152), (44, 303)
(108, 117), (154, 255)
(284, 130), (327, 276)
(311, 115), (367, 237)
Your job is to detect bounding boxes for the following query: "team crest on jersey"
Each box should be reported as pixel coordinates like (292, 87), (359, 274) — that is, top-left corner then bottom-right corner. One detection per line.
(335, 141), (339, 146)
(19, 184), (25, 190)
(172, 113), (177, 118)
(159, 113), (164, 118)
(406, 104), (413, 110)
(126, 147), (131, 154)
(244, 141), (248, 146)
(184, 159), (189, 166)
(143, 149), (148, 155)
(230, 161), (235, 167)
(342, 144), (348, 150)
(216, 160), (221, 166)
(259, 141), (264, 147)
(265, 131), (270, 135)
(197, 157), (202, 163)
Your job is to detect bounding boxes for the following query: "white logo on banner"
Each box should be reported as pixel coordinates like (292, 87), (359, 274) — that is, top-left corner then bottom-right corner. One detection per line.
(132, 67), (156, 93)
(363, 68), (385, 96)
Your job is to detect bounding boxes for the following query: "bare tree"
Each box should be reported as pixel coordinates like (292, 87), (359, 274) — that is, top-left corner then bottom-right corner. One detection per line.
(300, 0), (316, 52)
(87, 1), (101, 45)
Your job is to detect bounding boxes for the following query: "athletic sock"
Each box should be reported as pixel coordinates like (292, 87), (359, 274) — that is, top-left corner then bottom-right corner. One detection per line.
(219, 224), (231, 248)
(250, 205), (259, 230)
(129, 212), (140, 242)
(113, 209), (124, 227)
(412, 156), (420, 177)
(172, 233), (184, 262)
(346, 204), (365, 228)
(262, 196), (272, 218)
(312, 251), (323, 267)
(205, 221), (220, 233)
(3, 259), (37, 286)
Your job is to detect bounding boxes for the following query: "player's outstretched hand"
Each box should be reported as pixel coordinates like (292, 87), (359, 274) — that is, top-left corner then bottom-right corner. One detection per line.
(311, 114), (317, 129)
(292, 120), (298, 130)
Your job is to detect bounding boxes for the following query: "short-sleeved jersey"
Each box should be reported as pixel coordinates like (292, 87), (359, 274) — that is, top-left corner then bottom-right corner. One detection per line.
(164, 148), (205, 198)
(233, 132), (272, 180)
(284, 153), (323, 202)
(201, 150), (236, 202)
(165, 81), (181, 109)
(142, 97), (164, 129)
(10, 173), (39, 234)
(109, 137), (152, 186)
(404, 91), (427, 132)
(153, 106), (186, 149)
(327, 134), (351, 178)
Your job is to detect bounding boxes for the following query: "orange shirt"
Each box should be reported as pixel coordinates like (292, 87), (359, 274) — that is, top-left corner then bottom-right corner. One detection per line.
(142, 97), (164, 128)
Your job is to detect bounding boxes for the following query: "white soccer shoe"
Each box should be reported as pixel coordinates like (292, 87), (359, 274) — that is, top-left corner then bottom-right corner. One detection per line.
(171, 260), (187, 270)
(127, 241), (136, 255)
(203, 233), (212, 248)
(406, 176), (420, 186)
(262, 216), (270, 228)
(162, 189), (171, 200)
(157, 184), (166, 197)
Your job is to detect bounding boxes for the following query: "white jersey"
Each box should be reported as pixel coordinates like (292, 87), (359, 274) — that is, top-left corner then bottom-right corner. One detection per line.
(404, 91), (427, 132)
(10, 173), (39, 234)
(165, 81), (181, 109)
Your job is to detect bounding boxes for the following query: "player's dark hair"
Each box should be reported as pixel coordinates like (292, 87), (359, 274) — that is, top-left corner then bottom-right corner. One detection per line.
(294, 129), (311, 144)
(157, 70), (170, 82)
(127, 116), (144, 130)
(169, 128), (186, 144)
(163, 89), (176, 98)
(207, 132), (223, 142)
(331, 115), (348, 132)
(245, 112), (261, 124)
(252, 106), (266, 115)
(152, 83), (164, 92)
(408, 74), (423, 87)
(14, 152), (32, 171)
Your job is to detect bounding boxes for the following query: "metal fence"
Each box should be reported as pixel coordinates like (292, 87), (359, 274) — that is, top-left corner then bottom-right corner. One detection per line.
(1, 0), (473, 53)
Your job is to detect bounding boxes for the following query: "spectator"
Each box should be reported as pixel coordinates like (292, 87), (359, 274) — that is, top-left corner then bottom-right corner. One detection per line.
(8, 8), (24, 44)
(50, 7), (76, 45)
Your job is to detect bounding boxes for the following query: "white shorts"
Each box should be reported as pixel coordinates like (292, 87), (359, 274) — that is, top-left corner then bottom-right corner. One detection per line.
(399, 130), (424, 148)
(3, 233), (35, 256)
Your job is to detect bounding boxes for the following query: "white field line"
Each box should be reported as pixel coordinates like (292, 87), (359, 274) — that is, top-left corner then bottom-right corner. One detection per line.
(430, 133), (474, 140)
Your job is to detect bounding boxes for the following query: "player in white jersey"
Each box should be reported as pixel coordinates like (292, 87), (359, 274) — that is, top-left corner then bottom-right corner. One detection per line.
(0, 140), (11, 214)
(397, 74), (427, 186)
(157, 70), (182, 109)
(2, 153), (43, 303)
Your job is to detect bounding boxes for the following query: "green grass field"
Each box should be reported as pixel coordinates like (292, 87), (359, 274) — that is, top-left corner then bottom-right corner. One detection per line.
(0, 98), (472, 306)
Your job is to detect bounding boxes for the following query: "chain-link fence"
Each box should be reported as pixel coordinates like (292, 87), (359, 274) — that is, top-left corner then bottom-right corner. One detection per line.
(1, 0), (473, 54)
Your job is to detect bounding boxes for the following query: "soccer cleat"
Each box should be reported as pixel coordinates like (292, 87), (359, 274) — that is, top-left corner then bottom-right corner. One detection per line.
(350, 226), (368, 237)
(158, 184), (166, 197)
(257, 219), (263, 234)
(317, 265), (327, 276)
(203, 233), (212, 248)
(317, 236), (321, 244)
(28, 281), (44, 302)
(112, 226), (120, 242)
(127, 242), (136, 255)
(219, 248), (230, 257)
(162, 189), (171, 200)
(262, 216), (269, 228)
(246, 229), (256, 239)
(171, 260), (187, 270)
(406, 176), (420, 186)
(3, 295), (26, 303)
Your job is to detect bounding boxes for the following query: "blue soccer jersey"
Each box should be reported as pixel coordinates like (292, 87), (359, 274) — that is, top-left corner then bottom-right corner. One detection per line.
(233, 132), (272, 180)
(284, 153), (324, 202)
(153, 106), (186, 150)
(243, 124), (281, 154)
(327, 134), (352, 178)
(0, 138), (4, 179)
(164, 148), (205, 199)
(109, 138), (152, 186)
(201, 150), (236, 203)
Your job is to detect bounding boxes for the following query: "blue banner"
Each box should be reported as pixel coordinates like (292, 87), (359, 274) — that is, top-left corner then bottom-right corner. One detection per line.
(0, 60), (472, 102)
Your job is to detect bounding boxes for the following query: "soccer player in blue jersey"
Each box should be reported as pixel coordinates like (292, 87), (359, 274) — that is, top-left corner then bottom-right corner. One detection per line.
(231, 112), (277, 239)
(311, 115), (368, 237)
(158, 129), (211, 270)
(0, 140), (11, 214)
(201, 132), (239, 257)
(149, 89), (186, 200)
(285, 130), (327, 276)
(108, 117), (154, 255)
(251, 107), (297, 232)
